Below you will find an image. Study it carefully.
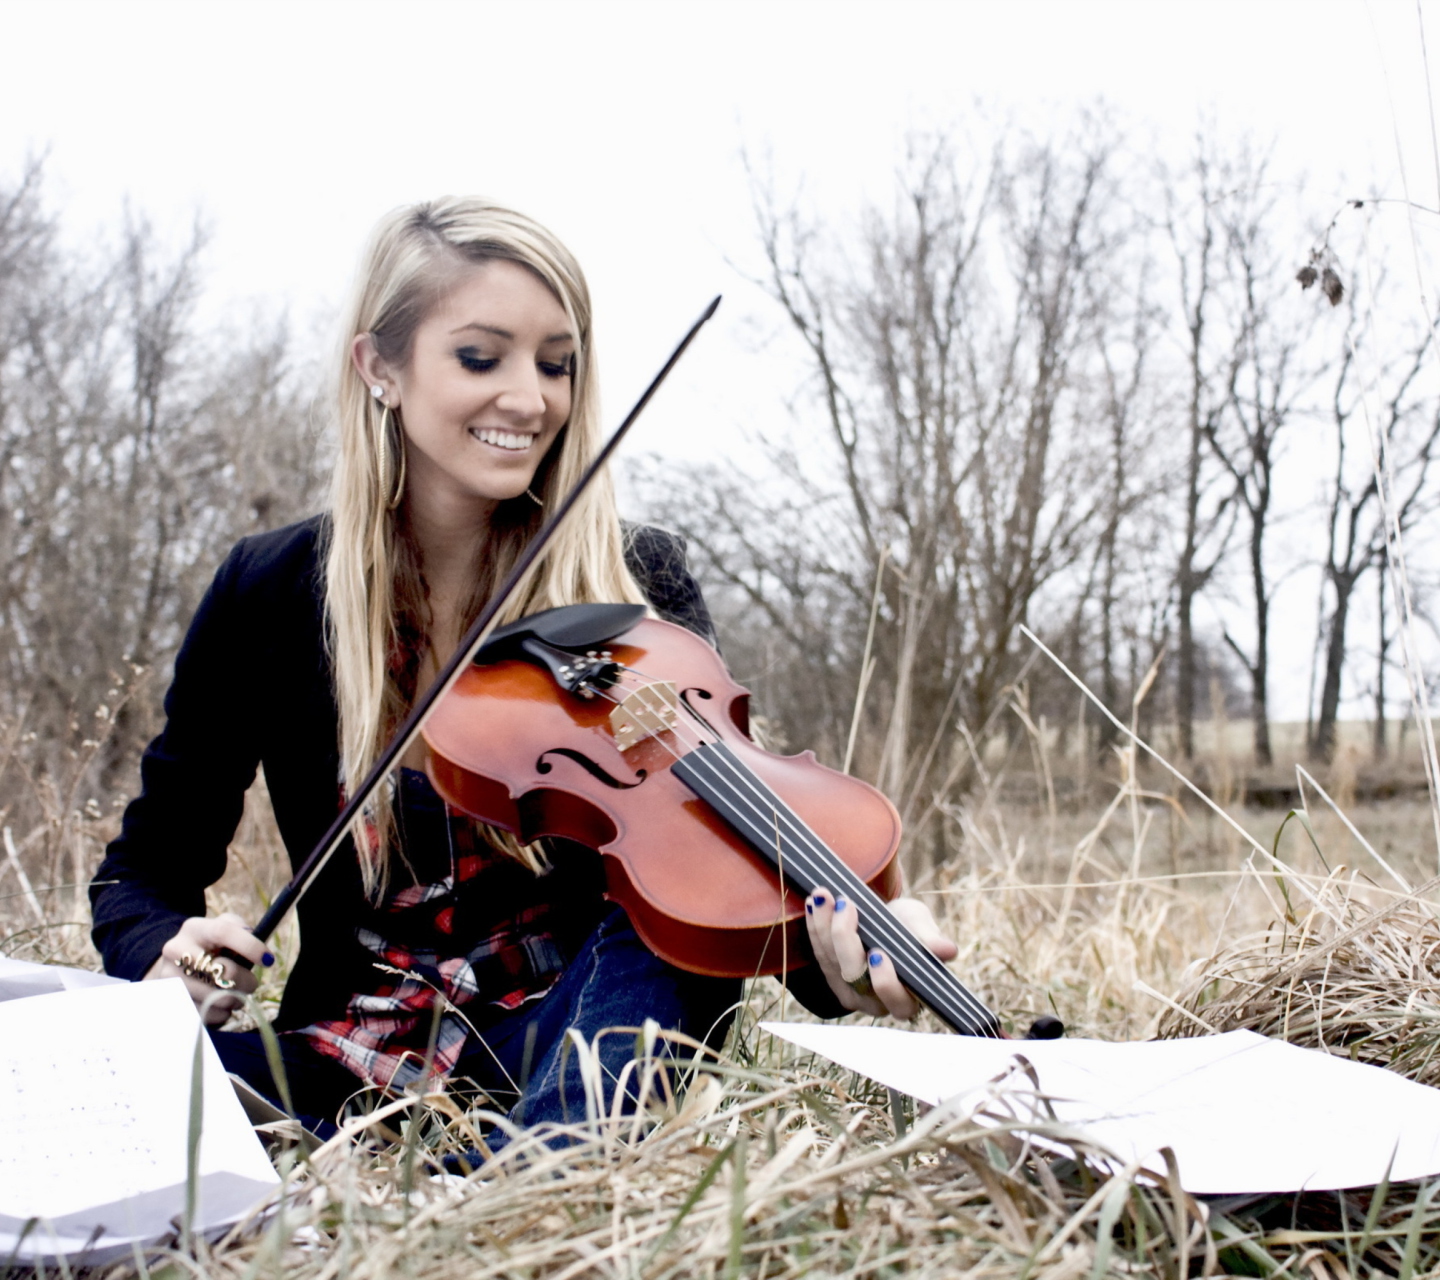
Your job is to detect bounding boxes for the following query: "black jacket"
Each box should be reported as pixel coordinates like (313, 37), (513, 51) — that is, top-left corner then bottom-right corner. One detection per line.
(89, 515), (729, 1030)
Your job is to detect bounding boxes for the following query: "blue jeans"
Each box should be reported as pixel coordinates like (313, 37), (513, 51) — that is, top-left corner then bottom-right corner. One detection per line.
(212, 908), (740, 1144)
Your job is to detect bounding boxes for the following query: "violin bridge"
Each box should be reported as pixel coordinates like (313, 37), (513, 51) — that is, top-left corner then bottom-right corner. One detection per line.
(609, 681), (681, 751)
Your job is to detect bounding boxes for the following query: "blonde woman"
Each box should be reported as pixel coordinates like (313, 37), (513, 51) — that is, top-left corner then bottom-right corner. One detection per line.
(90, 198), (956, 1141)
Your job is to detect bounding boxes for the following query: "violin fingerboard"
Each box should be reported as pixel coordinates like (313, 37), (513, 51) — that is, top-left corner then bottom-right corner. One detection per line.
(672, 742), (1002, 1038)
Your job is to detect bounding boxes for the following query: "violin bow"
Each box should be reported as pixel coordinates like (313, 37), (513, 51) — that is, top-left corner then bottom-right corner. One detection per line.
(248, 295), (722, 945)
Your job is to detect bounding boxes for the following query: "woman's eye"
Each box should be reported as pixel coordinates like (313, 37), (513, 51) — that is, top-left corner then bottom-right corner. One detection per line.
(538, 360), (573, 379)
(455, 350), (497, 373)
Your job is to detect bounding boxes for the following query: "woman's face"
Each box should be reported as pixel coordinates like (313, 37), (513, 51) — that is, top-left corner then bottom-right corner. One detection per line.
(369, 259), (575, 518)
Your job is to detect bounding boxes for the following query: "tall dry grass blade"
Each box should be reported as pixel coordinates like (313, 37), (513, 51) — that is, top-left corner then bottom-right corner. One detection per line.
(1018, 624), (1324, 901)
(1420, 0), (1440, 216)
(401, 995), (448, 1206)
(1360, 1152), (1397, 1265)
(1397, 1180), (1435, 1280)
(905, 650), (1041, 841)
(1132, 980), (1220, 1034)
(725, 1130), (746, 1280)
(1009, 690), (1058, 857)
(183, 1024), (205, 1254)
(1159, 866), (1440, 1095)
(1, 828), (43, 925)
(247, 996), (298, 1124)
(843, 548), (888, 777)
(1295, 765), (1419, 897)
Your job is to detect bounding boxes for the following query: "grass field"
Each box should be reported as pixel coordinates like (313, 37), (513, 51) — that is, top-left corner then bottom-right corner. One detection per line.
(5, 724), (1440, 1277)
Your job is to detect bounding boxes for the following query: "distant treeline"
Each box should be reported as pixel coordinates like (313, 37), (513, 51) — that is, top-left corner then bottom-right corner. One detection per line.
(631, 125), (1440, 866)
(2, 127), (1437, 873)
(0, 159), (325, 827)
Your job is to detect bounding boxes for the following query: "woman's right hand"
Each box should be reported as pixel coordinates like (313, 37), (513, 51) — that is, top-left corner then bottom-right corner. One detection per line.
(143, 912), (270, 1027)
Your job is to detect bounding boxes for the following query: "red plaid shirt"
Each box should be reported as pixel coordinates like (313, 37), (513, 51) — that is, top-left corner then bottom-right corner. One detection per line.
(294, 770), (598, 1090)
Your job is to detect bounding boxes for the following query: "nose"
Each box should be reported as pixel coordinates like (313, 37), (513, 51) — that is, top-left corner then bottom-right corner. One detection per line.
(494, 360), (548, 422)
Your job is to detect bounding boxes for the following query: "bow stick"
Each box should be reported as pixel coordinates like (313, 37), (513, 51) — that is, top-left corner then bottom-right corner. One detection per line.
(246, 295), (722, 947)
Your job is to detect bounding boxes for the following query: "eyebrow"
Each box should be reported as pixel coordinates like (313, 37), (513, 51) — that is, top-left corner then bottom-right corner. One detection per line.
(449, 323), (574, 344)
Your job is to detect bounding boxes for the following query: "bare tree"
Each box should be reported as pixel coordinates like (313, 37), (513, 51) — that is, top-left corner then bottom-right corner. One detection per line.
(1079, 238), (1164, 754)
(640, 127), (1146, 865)
(1311, 314), (1440, 761)
(0, 162), (327, 827)
(1199, 157), (1321, 768)
(1163, 143), (1240, 761)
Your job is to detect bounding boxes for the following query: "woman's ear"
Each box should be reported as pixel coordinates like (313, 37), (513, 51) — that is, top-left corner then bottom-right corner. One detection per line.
(352, 333), (395, 405)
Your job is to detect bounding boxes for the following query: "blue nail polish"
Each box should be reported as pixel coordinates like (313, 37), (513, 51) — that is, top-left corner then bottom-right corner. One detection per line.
(812, 893), (825, 907)
(869, 950), (883, 967)
(834, 897), (847, 912)
(262, 952), (275, 967)
(805, 902), (813, 915)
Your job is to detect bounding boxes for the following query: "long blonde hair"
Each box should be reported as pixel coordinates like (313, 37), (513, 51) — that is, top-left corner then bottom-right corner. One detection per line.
(326, 197), (646, 891)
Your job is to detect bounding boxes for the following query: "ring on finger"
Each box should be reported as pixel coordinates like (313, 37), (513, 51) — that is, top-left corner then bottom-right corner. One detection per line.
(175, 951), (236, 990)
(845, 969), (875, 999)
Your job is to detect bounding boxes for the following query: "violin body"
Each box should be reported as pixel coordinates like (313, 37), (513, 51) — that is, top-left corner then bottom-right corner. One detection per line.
(423, 617), (903, 979)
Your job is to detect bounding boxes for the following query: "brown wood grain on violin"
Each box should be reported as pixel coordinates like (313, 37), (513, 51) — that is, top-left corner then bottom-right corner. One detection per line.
(424, 616), (904, 980)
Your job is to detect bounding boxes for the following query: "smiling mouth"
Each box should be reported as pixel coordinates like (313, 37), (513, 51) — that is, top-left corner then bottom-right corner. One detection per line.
(470, 427), (536, 452)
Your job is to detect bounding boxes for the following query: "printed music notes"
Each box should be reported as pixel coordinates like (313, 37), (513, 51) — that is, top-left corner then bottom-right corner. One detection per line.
(0, 977), (280, 1266)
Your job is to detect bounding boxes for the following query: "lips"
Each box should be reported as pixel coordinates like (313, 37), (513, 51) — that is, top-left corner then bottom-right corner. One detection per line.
(470, 427), (536, 452)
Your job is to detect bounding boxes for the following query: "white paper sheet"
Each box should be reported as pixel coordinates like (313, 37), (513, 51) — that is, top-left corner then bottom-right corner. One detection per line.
(0, 954), (124, 1001)
(0, 978), (280, 1264)
(763, 1022), (1440, 1194)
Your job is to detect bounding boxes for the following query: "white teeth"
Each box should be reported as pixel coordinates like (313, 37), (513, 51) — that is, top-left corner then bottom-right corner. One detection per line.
(472, 428), (533, 451)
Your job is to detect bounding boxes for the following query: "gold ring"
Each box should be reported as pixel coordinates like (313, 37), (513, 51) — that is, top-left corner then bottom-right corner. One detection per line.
(175, 952), (236, 990)
(846, 969), (874, 999)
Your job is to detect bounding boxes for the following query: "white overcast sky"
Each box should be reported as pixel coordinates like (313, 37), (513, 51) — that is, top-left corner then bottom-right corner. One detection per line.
(4, 0), (1440, 720)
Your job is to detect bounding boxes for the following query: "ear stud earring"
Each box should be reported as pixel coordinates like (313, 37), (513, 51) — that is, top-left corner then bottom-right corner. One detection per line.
(370, 384), (385, 402)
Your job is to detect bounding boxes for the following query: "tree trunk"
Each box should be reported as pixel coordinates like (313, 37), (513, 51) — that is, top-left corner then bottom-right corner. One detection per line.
(1311, 569), (1356, 763)
(1176, 489), (1200, 758)
(1248, 517), (1273, 767)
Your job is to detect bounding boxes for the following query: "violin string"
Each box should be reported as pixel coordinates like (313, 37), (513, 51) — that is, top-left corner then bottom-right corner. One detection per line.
(580, 673), (909, 935)
(589, 669), (910, 910)
(674, 744), (1001, 1036)
(582, 666), (1000, 1035)
(583, 668), (971, 988)
(664, 738), (993, 1030)
(703, 763), (1000, 1033)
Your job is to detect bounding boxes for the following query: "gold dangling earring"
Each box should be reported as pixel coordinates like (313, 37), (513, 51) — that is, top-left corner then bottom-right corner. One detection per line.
(388, 410), (407, 510)
(525, 487), (543, 507)
(370, 383), (406, 510)
(383, 405), (406, 510)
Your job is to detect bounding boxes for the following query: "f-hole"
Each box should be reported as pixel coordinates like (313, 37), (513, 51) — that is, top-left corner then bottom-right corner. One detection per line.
(679, 687), (722, 738)
(536, 748), (647, 790)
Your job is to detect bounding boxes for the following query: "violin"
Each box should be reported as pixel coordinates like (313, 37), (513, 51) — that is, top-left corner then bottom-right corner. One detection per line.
(244, 299), (1061, 1041)
(423, 602), (1013, 1039)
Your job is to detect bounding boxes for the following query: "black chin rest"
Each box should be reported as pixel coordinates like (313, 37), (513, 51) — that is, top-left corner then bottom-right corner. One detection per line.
(475, 602), (647, 664)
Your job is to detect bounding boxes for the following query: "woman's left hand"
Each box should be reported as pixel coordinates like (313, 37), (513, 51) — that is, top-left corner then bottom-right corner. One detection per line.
(804, 888), (959, 1020)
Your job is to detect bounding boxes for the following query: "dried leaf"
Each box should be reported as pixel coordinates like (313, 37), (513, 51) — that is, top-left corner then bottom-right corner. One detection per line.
(1322, 267), (1345, 306)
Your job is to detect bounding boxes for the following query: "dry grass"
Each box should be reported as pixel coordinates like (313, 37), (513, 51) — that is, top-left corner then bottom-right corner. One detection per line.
(6, 706), (1440, 1278)
(1160, 862), (1440, 1088)
(166, 1063), (1224, 1280)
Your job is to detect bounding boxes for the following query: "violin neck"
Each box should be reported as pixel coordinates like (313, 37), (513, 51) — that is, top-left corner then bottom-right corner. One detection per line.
(670, 741), (1002, 1038)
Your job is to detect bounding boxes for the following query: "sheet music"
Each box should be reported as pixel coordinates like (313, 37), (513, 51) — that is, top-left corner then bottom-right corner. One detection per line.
(0, 954), (124, 1002)
(0, 1044), (166, 1216)
(763, 1022), (1440, 1194)
(0, 978), (279, 1262)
